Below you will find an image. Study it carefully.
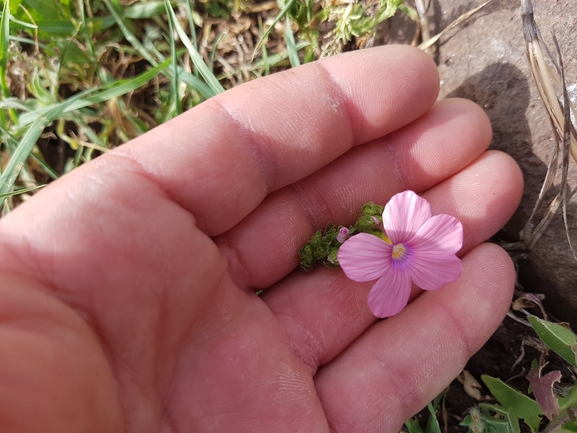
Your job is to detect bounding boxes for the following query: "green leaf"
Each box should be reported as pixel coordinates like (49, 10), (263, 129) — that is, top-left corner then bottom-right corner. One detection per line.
(558, 381), (577, 411)
(562, 420), (577, 433)
(481, 375), (542, 432)
(22, 0), (66, 21)
(461, 406), (514, 433)
(404, 418), (425, 433)
(528, 316), (577, 367)
(425, 402), (442, 433)
(124, 1), (165, 19)
(477, 403), (520, 433)
(8, 0), (22, 15)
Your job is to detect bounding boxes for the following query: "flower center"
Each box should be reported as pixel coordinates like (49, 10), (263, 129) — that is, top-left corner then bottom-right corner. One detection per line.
(392, 243), (407, 260)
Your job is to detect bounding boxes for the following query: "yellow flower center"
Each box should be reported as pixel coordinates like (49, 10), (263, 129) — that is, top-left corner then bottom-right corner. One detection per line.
(392, 243), (407, 260)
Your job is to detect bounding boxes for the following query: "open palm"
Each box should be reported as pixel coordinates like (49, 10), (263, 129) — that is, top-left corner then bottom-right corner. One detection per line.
(0, 46), (522, 433)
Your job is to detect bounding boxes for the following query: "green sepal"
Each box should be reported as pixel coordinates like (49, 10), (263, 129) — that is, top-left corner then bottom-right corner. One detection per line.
(298, 201), (386, 271)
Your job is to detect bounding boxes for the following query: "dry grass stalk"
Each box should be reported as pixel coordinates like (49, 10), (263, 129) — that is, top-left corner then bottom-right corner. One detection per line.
(517, 0), (577, 259)
(418, 0), (492, 51)
(414, 0), (432, 55)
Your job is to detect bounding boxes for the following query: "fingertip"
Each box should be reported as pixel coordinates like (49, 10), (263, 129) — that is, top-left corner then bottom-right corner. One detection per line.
(451, 242), (516, 343)
(441, 98), (493, 150)
(424, 149), (524, 253)
(455, 149), (524, 232)
(320, 45), (440, 144)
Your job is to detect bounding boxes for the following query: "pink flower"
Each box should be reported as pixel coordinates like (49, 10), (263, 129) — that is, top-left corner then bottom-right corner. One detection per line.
(337, 191), (463, 318)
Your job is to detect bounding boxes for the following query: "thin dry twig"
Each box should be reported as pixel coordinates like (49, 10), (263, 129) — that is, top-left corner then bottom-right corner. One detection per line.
(418, 0), (492, 51)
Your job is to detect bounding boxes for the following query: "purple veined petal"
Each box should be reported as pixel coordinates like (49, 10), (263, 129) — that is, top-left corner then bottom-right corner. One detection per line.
(409, 253), (462, 291)
(411, 214), (464, 254)
(338, 233), (392, 282)
(383, 191), (432, 244)
(367, 268), (412, 318)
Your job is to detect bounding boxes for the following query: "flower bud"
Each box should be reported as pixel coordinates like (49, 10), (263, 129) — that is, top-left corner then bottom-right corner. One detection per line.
(336, 227), (349, 243)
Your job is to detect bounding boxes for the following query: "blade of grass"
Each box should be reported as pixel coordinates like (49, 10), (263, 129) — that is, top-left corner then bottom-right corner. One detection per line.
(0, 0), (18, 126)
(102, 0), (156, 65)
(19, 58), (171, 126)
(29, 153), (59, 180)
(222, 41), (309, 79)
(106, 0), (214, 98)
(254, 0), (297, 53)
(142, 39), (214, 98)
(9, 35), (51, 51)
(285, 16), (300, 67)
(125, 1), (165, 19)
(258, 17), (270, 75)
(209, 32), (226, 72)
(0, 92), (90, 208)
(165, 1), (182, 116)
(183, 0), (198, 52)
(0, 184), (46, 198)
(0, 123), (59, 180)
(163, 0), (224, 94)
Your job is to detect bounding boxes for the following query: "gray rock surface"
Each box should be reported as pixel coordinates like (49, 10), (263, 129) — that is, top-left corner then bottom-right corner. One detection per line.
(384, 0), (577, 323)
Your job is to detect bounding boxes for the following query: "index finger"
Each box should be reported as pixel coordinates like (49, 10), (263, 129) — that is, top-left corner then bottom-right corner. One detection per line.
(117, 45), (439, 235)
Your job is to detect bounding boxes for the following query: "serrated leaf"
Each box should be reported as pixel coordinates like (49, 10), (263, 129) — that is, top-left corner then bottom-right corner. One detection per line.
(481, 375), (542, 432)
(479, 403), (520, 433)
(462, 406), (515, 433)
(528, 316), (577, 367)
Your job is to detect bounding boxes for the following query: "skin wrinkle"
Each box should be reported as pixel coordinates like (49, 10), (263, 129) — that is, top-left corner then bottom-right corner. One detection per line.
(205, 97), (274, 198)
(290, 316), (324, 375)
(382, 137), (405, 194)
(428, 294), (473, 362)
(213, 234), (254, 293)
(286, 181), (334, 232)
(100, 150), (206, 235)
(346, 344), (416, 433)
(315, 61), (358, 148)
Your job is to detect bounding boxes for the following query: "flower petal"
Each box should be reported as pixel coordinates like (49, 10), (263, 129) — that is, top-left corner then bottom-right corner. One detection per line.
(367, 269), (412, 318)
(409, 253), (462, 291)
(383, 191), (432, 244)
(338, 233), (391, 282)
(411, 213), (463, 254)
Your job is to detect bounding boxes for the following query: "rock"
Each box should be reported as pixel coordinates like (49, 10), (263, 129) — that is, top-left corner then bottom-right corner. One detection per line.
(382, 0), (577, 324)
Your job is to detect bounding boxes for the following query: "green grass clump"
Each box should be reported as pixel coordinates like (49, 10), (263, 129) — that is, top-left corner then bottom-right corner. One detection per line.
(0, 0), (412, 213)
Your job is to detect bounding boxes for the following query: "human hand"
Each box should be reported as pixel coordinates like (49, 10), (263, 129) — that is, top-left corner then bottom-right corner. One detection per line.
(0, 45), (522, 433)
